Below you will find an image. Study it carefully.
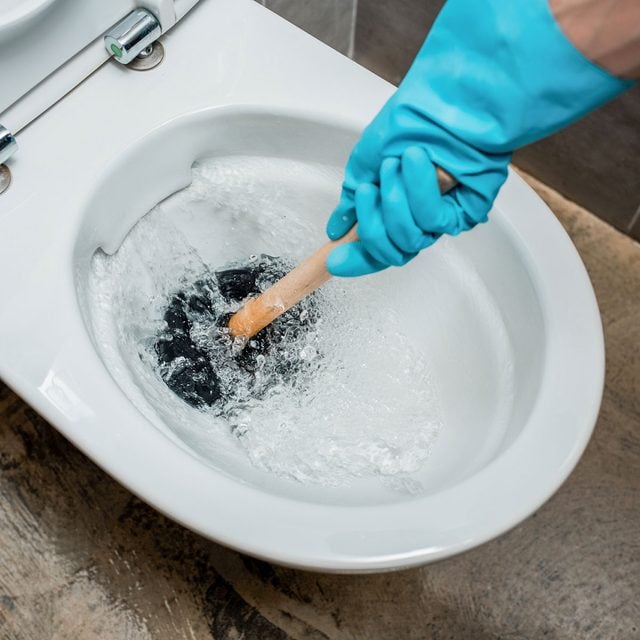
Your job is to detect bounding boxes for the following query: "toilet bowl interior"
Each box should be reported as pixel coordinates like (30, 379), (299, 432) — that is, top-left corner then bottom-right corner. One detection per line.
(73, 109), (545, 506)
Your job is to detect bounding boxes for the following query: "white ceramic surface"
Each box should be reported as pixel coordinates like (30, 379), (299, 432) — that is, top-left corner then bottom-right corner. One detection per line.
(0, 0), (604, 571)
(0, 0), (198, 115)
(0, 0), (56, 30)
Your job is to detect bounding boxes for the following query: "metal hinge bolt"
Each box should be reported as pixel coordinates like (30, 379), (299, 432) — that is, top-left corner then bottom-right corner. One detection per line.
(0, 125), (17, 166)
(104, 9), (162, 65)
(0, 124), (18, 164)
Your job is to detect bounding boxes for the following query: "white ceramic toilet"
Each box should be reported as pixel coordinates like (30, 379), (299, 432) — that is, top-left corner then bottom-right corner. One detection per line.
(0, 0), (604, 571)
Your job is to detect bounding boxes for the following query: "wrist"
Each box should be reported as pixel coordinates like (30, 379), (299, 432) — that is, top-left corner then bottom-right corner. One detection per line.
(550, 0), (640, 78)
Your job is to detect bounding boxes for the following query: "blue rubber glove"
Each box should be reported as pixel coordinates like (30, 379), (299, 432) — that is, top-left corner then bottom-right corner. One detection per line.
(326, 0), (634, 277)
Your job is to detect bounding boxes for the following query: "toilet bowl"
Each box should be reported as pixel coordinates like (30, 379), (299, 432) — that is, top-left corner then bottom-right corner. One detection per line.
(0, 0), (604, 571)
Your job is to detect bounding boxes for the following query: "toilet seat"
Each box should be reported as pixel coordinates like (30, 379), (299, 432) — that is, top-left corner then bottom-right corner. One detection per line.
(0, 0), (604, 571)
(0, 0), (200, 149)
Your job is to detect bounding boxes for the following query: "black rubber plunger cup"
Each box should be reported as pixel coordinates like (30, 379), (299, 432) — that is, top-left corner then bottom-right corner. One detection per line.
(153, 255), (320, 410)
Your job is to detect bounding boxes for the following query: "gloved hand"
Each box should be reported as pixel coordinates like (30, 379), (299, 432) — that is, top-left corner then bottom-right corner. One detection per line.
(326, 0), (633, 277)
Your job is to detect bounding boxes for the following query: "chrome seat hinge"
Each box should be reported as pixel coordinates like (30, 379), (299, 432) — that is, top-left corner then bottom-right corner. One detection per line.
(0, 3), (175, 187)
(0, 125), (17, 165)
(105, 9), (162, 65)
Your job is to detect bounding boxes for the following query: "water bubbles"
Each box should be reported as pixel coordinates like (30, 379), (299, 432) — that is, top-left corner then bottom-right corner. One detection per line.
(231, 336), (247, 357)
(87, 155), (443, 488)
(299, 345), (317, 361)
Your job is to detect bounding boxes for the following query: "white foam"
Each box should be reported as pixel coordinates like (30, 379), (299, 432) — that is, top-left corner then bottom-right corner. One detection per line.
(86, 156), (444, 487)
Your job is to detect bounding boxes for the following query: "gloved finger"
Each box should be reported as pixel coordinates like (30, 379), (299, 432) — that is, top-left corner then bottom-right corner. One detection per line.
(446, 177), (501, 230)
(356, 183), (410, 267)
(344, 138), (380, 187)
(414, 231), (440, 251)
(436, 192), (478, 236)
(326, 188), (357, 240)
(326, 241), (389, 277)
(401, 146), (465, 236)
(379, 156), (427, 254)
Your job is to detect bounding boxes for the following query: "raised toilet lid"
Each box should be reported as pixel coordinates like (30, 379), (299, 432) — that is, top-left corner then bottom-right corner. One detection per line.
(0, 0), (199, 118)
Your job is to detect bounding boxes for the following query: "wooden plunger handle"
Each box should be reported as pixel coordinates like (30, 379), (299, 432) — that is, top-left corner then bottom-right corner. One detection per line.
(228, 167), (457, 339)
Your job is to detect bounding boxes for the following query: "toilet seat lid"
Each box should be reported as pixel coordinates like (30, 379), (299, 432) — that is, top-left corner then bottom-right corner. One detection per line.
(0, 0), (197, 118)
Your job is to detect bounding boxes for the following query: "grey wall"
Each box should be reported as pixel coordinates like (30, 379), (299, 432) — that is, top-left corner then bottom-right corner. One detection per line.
(353, 0), (640, 240)
(257, 0), (357, 56)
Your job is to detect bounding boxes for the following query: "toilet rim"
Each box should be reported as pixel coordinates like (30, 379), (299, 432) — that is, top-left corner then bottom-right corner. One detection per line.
(0, 105), (604, 572)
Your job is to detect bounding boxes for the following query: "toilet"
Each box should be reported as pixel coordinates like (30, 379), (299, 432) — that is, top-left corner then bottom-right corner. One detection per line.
(0, 0), (604, 572)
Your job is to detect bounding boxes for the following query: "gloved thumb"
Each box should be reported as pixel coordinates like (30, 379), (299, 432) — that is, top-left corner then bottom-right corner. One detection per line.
(326, 190), (357, 241)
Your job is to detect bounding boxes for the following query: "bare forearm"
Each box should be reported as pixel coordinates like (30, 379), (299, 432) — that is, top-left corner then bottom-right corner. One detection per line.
(550, 0), (640, 78)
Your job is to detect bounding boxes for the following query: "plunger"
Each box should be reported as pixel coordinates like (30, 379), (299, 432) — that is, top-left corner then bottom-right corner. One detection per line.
(228, 167), (457, 340)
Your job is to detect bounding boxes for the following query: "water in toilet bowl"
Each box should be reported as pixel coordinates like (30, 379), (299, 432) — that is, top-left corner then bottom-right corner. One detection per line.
(153, 253), (322, 412)
(87, 156), (445, 487)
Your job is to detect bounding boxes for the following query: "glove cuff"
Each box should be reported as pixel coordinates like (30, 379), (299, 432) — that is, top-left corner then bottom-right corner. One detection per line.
(403, 0), (634, 152)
